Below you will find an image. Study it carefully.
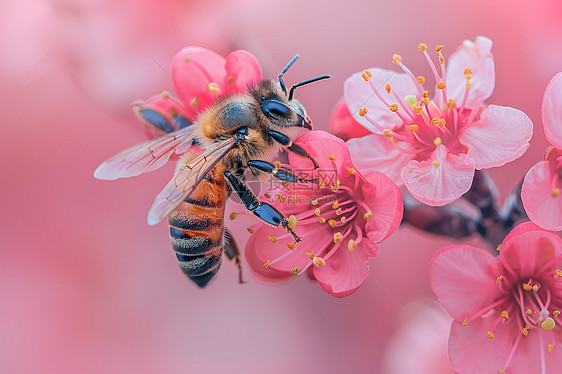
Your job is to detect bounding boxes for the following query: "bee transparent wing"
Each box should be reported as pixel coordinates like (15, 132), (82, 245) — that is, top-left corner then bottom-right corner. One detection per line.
(147, 137), (237, 225)
(94, 126), (197, 180)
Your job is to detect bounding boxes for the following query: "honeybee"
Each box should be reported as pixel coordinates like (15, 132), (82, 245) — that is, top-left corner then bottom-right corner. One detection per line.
(94, 54), (329, 287)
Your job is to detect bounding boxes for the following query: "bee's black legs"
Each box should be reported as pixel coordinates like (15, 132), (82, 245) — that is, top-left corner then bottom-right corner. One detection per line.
(268, 130), (319, 168)
(223, 229), (245, 284)
(247, 160), (317, 184)
(224, 171), (301, 243)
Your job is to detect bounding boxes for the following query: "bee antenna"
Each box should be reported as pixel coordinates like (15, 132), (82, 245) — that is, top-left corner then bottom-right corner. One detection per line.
(288, 75), (331, 101)
(278, 54), (300, 95)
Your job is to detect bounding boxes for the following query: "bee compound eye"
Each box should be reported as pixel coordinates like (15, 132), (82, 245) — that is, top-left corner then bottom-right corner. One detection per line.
(265, 100), (290, 116)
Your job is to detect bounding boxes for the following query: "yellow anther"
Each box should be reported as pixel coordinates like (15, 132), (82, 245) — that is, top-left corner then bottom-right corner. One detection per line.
(462, 318), (468, 326)
(329, 155), (336, 161)
(430, 117), (440, 126)
(286, 243), (295, 250)
(392, 54), (402, 65)
(408, 124), (419, 131)
(347, 167), (356, 175)
(433, 160), (440, 167)
(335, 208), (343, 216)
(499, 370), (505, 374)
(273, 160), (282, 168)
(554, 310), (560, 317)
(264, 193), (271, 198)
(333, 232), (344, 243)
(548, 344), (554, 353)
(439, 52), (445, 64)
(500, 311), (509, 320)
(422, 90), (430, 98)
(314, 208), (321, 216)
(416, 76), (426, 84)
(446, 98), (456, 109)
(487, 331), (495, 340)
(542, 317), (556, 330)
(276, 194), (286, 203)
(389, 104), (399, 112)
(435, 45), (444, 52)
(190, 96), (200, 107)
(418, 43), (427, 51)
(313, 256), (326, 267)
(533, 284), (540, 292)
(466, 80), (471, 89)
(496, 243), (503, 252)
(263, 260), (270, 268)
(556, 269), (562, 277)
(421, 98), (430, 105)
(465, 73), (472, 81)
(331, 180), (341, 191)
(319, 217), (326, 224)
(525, 324), (533, 330)
(288, 215), (297, 229)
(434, 137), (442, 146)
(311, 199), (319, 206)
(207, 82), (221, 94)
(523, 283), (533, 291)
(412, 105), (422, 114)
(385, 83), (391, 94)
(463, 67), (473, 76)
(348, 239), (357, 252)
(439, 118), (446, 127)
(319, 180), (326, 189)
(247, 228), (254, 233)
(340, 216), (347, 224)
(290, 267), (300, 275)
(405, 95), (417, 105)
(383, 129), (394, 138)
(526, 309), (533, 316)
(553, 188), (561, 198)
(358, 107), (368, 117)
(291, 195), (298, 204)
(305, 251), (315, 259)
(364, 211), (373, 221)
(328, 219), (336, 228)
(436, 82), (447, 90)
(161, 91), (170, 98)
(522, 327), (529, 336)
(229, 212), (238, 220)
(332, 201), (339, 209)
(268, 236), (278, 243)
(496, 275), (503, 284)
(282, 182), (290, 188)
(361, 69), (373, 81)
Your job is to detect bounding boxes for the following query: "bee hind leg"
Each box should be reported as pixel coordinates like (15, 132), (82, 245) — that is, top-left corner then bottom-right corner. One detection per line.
(223, 229), (246, 284)
(224, 171), (301, 243)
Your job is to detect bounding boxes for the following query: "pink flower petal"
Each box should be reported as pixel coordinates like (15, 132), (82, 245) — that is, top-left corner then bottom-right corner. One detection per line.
(313, 241), (378, 298)
(171, 46), (227, 112)
(542, 72), (562, 149)
(223, 49), (262, 94)
(347, 134), (412, 185)
(522, 161), (562, 231)
(344, 68), (417, 134)
(446, 36), (495, 110)
(361, 171), (403, 242)
(401, 145), (475, 206)
(329, 97), (371, 141)
(459, 105), (533, 169)
(288, 131), (354, 175)
(499, 222), (562, 280)
(430, 245), (499, 320)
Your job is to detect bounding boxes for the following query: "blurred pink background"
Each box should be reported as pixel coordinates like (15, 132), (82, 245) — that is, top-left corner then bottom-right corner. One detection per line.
(1, 0), (560, 373)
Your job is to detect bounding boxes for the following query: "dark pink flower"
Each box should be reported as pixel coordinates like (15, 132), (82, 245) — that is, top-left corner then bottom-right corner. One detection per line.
(244, 131), (403, 297)
(134, 46), (262, 139)
(340, 36), (532, 206)
(430, 222), (562, 373)
(522, 72), (562, 231)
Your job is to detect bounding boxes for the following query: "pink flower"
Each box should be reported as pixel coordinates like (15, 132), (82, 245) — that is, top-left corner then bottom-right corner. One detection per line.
(430, 222), (562, 373)
(244, 131), (403, 297)
(133, 46), (262, 139)
(339, 36), (533, 206)
(522, 72), (562, 231)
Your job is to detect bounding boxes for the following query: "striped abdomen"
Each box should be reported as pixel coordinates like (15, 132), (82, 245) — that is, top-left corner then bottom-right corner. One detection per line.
(168, 166), (228, 287)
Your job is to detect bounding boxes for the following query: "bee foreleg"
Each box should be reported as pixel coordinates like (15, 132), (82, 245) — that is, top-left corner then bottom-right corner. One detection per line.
(247, 160), (317, 184)
(224, 171), (301, 243)
(268, 130), (319, 169)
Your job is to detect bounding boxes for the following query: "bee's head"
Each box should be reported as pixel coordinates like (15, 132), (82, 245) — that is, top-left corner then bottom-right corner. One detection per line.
(253, 55), (330, 130)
